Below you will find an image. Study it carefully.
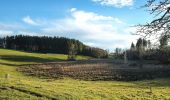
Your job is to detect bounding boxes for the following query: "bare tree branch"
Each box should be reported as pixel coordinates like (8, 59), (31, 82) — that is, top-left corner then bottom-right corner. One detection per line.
(137, 0), (170, 44)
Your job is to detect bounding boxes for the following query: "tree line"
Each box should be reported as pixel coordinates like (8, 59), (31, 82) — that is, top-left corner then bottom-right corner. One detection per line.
(0, 35), (108, 58)
(114, 37), (170, 64)
(130, 0), (170, 64)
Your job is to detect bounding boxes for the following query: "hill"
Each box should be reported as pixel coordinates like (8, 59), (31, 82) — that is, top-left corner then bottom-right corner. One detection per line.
(0, 48), (91, 65)
(0, 49), (170, 100)
(0, 35), (108, 58)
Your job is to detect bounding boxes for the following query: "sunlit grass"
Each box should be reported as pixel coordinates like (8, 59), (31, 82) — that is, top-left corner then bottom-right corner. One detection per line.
(0, 48), (91, 65)
(0, 48), (170, 100)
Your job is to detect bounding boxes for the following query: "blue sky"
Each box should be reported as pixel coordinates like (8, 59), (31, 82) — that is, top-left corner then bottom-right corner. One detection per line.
(0, 0), (153, 51)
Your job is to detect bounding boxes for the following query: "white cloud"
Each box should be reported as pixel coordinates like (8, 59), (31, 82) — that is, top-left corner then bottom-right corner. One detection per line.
(0, 8), (138, 50)
(22, 16), (39, 25)
(0, 30), (13, 37)
(92, 0), (134, 7)
(0, 23), (21, 30)
(41, 8), (137, 50)
(71, 10), (114, 21)
(70, 8), (77, 12)
(0, 23), (24, 37)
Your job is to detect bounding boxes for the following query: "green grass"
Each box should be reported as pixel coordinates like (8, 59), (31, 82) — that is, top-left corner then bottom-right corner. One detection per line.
(0, 48), (91, 65)
(0, 48), (170, 100)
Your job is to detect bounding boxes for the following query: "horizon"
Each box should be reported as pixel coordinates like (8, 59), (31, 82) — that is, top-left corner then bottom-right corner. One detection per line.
(0, 0), (154, 51)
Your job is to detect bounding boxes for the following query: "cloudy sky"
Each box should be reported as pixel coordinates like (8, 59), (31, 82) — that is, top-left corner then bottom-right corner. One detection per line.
(0, 0), (153, 51)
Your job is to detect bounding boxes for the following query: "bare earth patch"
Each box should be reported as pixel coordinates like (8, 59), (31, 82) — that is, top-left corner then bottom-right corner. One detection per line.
(18, 59), (170, 81)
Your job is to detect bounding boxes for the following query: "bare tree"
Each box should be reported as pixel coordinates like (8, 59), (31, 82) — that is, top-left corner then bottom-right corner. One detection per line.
(137, 0), (170, 41)
(68, 44), (77, 61)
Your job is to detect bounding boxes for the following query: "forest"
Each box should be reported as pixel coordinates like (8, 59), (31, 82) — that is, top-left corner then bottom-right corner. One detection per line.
(0, 35), (108, 58)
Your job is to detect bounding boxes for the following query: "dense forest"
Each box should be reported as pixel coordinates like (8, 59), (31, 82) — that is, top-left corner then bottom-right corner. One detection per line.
(0, 35), (108, 58)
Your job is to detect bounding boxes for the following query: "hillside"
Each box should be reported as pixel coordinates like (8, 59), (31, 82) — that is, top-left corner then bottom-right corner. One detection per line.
(0, 49), (170, 100)
(0, 48), (91, 65)
(0, 35), (108, 58)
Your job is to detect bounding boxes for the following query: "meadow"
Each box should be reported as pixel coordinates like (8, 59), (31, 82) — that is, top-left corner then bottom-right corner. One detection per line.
(0, 48), (170, 100)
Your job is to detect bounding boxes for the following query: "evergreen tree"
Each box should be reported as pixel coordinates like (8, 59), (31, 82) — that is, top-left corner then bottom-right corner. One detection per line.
(3, 35), (108, 58)
(130, 42), (135, 51)
(159, 35), (169, 49)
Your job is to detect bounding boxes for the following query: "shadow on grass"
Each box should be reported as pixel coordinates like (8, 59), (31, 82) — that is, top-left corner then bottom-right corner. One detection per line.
(0, 62), (19, 66)
(133, 78), (170, 87)
(0, 55), (64, 66)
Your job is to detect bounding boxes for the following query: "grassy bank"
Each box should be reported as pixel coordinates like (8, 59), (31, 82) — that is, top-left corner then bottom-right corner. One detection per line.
(0, 49), (170, 100)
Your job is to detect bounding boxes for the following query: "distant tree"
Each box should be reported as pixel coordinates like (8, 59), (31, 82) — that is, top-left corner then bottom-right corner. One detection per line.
(136, 38), (142, 51)
(159, 35), (169, 49)
(67, 43), (77, 60)
(136, 38), (147, 52)
(3, 35), (108, 58)
(147, 40), (151, 49)
(114, 48), (123, 59)
(136, 38), (148, 67)
(130, 42), (135, 51)
(115, 48), (122, 55)
(0, 38), (3, 48)
(126, 42), (138, 60)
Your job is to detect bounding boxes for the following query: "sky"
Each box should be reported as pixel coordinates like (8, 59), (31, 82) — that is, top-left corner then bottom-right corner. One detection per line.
(0, 0), (154, 51)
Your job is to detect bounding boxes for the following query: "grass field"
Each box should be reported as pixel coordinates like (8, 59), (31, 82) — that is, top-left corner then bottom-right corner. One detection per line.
(0, 48), (170, 100)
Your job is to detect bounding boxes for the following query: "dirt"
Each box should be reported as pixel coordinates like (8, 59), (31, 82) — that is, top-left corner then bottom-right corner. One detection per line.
(18, 59), (170, 81)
